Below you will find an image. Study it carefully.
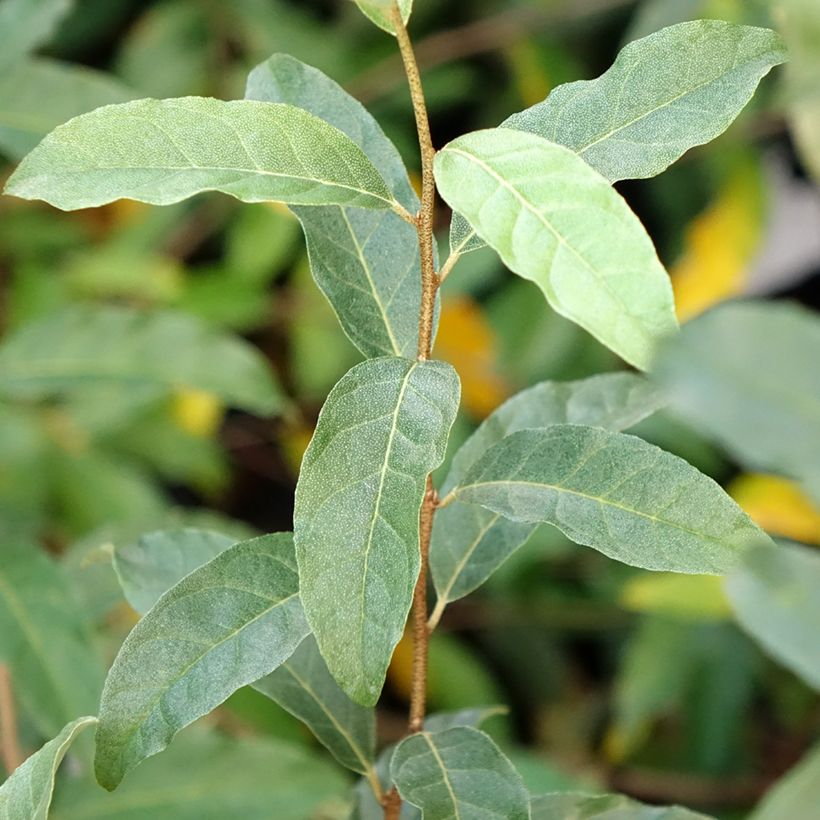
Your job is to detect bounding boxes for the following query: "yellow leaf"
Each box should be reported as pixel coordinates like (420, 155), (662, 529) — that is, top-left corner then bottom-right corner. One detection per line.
(171, 388), (224, 438)
(504, 40), (553, 108)
(433, 295), (509, 419)
(620, 573), (731, 621)
(729, 473), (820, 545)
(386, 631), (414, 703)
(671, 162), (763, 322)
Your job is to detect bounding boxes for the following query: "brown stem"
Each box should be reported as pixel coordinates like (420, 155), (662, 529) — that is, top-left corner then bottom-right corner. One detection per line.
(0, 664), (23, 774)
(392, 4), (439, 363)
(383, 786), (403, 819)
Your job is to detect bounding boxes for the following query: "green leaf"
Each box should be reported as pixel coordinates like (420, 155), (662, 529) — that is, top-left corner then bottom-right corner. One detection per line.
(452, 425), (767, 574)
(530, 792), (713, 819)
(94, 533), (310, 790)
(431, 374), (664, 610)
(750, 741), (820, 820)
(253, 634), (376, 775)
(351, 0), (412, 35)
(53, 726), (348, 820)
(726, 542), (820, 690)
(0, 58), (136, 160)
(0, 304), (282, 415)
(0, 545), (103, 738)
(652, 300), (820, 489)
(434, 128), (677, 370)
(4, 97), (399, 212)
(0, 0), (72, 73)
(246, 54), (425, 358)
(505, 21), (786, 183)
(390, 727), (530, 819)
(0, 716), (97, 820)
(113, 528), (237, 615)
(295, 357), (460, 705)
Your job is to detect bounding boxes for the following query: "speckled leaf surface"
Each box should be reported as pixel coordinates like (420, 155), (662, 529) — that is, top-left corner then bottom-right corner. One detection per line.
(390, 727), (530, 819)
(434, 129), (677, 370)
(246, 54), (425, 358)
(95, 533), (309, 790)
(4, 97), (398, 211)
(431, 374), (665, 608)
(295, 357), (460, 705)
(0, 717), (97, 820)
(454, 425), (767, 574)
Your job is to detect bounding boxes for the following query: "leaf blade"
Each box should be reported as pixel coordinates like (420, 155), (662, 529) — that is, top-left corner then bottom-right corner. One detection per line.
(351, 0), (412, 35)
(94, 533), (310, 790)
(454, 425), (767, 574)
(390, 727), (530, 819)
(434, 128), (677, 370)
(0, 716), (97, 820)
(431, 374), (665, 607)
(530, 791), (713, 819)
(4, 97), (397, 212)
(295, 357), (460, 704)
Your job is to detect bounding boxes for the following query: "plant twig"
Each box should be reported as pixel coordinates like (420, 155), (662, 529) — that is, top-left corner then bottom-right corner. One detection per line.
(0, 664), (23, 774)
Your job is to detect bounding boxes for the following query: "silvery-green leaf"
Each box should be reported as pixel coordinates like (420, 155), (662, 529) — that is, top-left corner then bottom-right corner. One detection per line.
(53, 726), (348, 820)
(448, 212), (487, 257)
(652, 301), (820, 487)
(390, 727), (530, 819)
(453, 425), (767, 574)
(0, 0), (72, 73)
(530, 792), (713, 819)
(351, 0), (412, 35)
(505, 21), (786, 183)
(726, 542), (820, 691)
(0, 58), (136, 161)
(246, 54), (425, 358)
(434, 128), (677, 370)
(94, 533), (309, 790)
(0, 545), (103, 738)
(295, 357), (460, 705)
(0, 716), (97, 820)
(448, 21), (786, 254)
(431, 374), (665, 609)
(253, 634), (376, 775)
(0, 304), (282, 415)
(4, 97), (399, 212)
(113, 528), (237, 615)
(749, 741), (820, 820)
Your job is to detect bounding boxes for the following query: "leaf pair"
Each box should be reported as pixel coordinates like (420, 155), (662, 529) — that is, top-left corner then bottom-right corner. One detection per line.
(439, 21), (786, 369)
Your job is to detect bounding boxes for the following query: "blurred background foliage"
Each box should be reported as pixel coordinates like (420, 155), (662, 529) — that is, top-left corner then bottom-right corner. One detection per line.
(0, 0), (818, 817)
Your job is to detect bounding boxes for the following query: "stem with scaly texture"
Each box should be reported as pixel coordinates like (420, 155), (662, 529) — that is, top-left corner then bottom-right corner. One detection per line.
(383, 5), (442, 818)
(0, 664), (23, 773)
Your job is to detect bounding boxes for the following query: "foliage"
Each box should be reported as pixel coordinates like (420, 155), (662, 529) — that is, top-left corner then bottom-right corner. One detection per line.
(0, 1), (818, 819)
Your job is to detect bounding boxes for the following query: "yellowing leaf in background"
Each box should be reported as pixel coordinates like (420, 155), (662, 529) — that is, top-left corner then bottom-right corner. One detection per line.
(671, 161), (764, 322)
(729, 473), (820, 545)
(433, 295), (508, 419)
(620, 573), (731, 621)
(171, 388), (225, 438)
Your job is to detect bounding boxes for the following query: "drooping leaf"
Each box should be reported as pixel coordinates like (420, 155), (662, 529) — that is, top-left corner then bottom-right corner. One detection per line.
(530, 791), (713, 819)
(434, 128), (677, 370)
(253, 634), (376, 775)
(0, 716), (97, 820)
(4, 97), (399, 212)
(726, 542), (820, 690)
(505, 21), (786, 183)
(0, 304), (282, 415)
(246, 54), (424, 358)
(0, 545), (103, 738)
(113, 528), (237, 615)
(94, 533), (310, 790)
(0, 0), (73, 73)
(390, 727), (530, 819)
(452, 425), (767, 574)
(0, 58), (136, 160)
(351, 0), (412, 35)
(431, 374), (665, 610)
(295, 357), (460, 705)
(53, 726), (348, 820)
(652, 301), (820, 488)
(749, 741), (820, 820)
